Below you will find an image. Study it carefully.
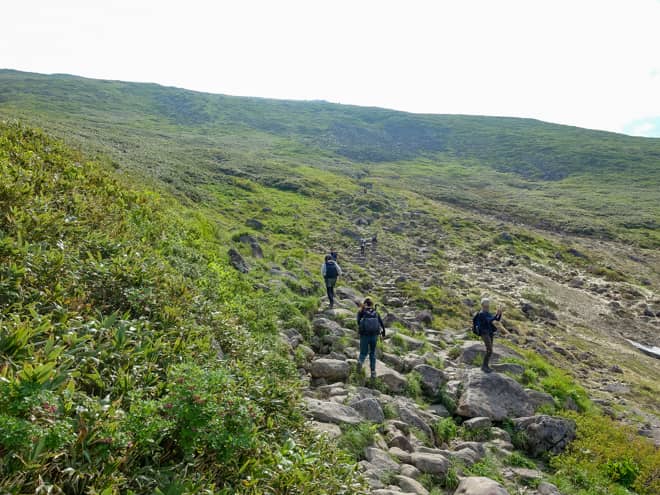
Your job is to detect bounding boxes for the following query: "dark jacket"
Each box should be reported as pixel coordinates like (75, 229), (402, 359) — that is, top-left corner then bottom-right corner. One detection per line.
(357, 308), (386, 336)
(473, 310), (501, 337)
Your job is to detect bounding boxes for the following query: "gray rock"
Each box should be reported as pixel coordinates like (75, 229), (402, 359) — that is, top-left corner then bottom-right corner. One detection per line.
(463, 417), (492, 430)
(310, 358), (350, 381)
(416, 310), (434, 326)
(491, 363), (525, 375)
(364, 447), (400, 472)
(454, 476), (508, 495)
(309, 421), (342, 438)
(537, 481), (562, 495)
(411, 452), (449, 475)
(392, 332), (426, 351)
(388, 434), (413, 452)
(376, 360), (407, 393)
(228, 248), (249, 273)
(245, 218), (263, 230)
(526, 389), (556, 411)
(396, 402), (434, 441)
(513, 415), (576, 456)
(413, 364), (447, 397)
(351, 398), (385, 423)
(399, 464), (421, 479)
(428, 403), (450, 417)
(457, 368), (534, 420)
(312, 317), (345, 336)
(304, 398), (362, 425)
(389, 446), (412, 464)
(395, 475), (429, 495)
(460, 342), (521, 365)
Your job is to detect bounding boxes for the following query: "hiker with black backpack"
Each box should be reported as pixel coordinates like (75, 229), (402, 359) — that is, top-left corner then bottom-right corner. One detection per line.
(472, 297), (503, 373)
(356, 297), (386, 379)
(322, 254), (342, 308)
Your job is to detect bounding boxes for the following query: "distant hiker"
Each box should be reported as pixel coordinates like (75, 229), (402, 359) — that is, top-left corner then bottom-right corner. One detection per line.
(472, 298), (502, 373)
(357, 297), (386, 379)
(329, 248), (338, 262)
(371, 234), (378, 249)
(322, 254), (342, 308)
(360, 239), (367, 256)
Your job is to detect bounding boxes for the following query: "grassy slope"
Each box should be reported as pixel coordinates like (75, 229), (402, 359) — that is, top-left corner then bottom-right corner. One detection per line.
(1, 69), (659, 247)
(0, 123), (366, 494)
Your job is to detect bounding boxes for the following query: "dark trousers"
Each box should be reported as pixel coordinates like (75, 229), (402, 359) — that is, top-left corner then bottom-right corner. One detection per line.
(358, 334), (379, 372)
(325, 277), (337, 305)
(481, 333), (493, 368)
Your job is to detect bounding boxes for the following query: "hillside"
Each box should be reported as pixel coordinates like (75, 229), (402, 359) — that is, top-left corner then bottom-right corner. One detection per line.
(1, 69), (659, 248)
(0, 70), (659, 494)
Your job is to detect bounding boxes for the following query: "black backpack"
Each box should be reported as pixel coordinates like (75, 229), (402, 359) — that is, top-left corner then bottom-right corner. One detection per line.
(360, 309), (381, 336)
(472, 312), (487, 336)
(324, 260), (338, 278)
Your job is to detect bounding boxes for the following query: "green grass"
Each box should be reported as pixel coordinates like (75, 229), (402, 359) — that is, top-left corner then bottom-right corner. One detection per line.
(0, 123), (366, 494)
(337, 423), (378, 462)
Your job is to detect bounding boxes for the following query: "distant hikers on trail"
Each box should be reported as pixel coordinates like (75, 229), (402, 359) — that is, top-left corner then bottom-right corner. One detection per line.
(360, 238), (367, 256)
(356, 297), (386, 379)
(322, 254), (342, 308)
(472, 297), (503, 373)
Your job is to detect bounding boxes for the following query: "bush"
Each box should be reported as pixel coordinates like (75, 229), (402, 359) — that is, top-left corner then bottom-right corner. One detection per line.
(505, 452), (537, 469)
(434, 417), (458, 444)
(337, 423), (377, 461)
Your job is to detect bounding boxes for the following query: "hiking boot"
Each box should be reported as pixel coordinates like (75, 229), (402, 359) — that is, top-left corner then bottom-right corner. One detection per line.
(356, 362), (363, 375)
(481, 365), (493, 373)
(370, 370), (377, 379)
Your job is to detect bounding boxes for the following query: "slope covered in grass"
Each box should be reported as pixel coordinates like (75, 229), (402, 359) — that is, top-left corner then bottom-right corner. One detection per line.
(0, 69), (658, 247)
(0, 122), (365, 494)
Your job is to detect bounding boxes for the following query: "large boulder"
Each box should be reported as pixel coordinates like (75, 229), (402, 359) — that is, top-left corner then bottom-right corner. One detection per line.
(395, 399), (435, 441)
(375, 360), (407, 393)
(460, 341), (521, 365)
(364, 447), (400, 472)
(413, 364), (447, 397)
(310, 358), (350, 381)
(411, 452), (449, 475)
(513, 415), (576, 456)
(454, 476), (508, 495)
(350, 398), (385, 423)
(304, 398), (362, 425)
(457, 369), (534, 420)
(526, 389), (556, 411)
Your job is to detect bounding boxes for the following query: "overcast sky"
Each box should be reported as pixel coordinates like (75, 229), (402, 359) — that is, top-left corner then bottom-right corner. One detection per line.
(2, 0), (659, 136)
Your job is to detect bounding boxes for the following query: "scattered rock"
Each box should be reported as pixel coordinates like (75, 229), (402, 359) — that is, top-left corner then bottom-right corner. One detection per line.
(411, 452), (449, 475)
(537, 481), (562, 495)
(304, 398), (362, 425)
(396, 401), (435, 441)
(460, 342), (521, 365)
(395, 475), (429, 495)
(491, 363), (524, 375)
(427, 403), (450, 417)
(463, 417), (492, 430)
(310, 359), (350, 382)
(245, 218), (263, 230)
(609, 365), (624, 374)
(413, 364), (447, 397)
(364, 447), (400, 472)
(416, 310), (434, 326)
(525, 389), (556, 411)
(376, 360), (408, 394)
(351, 398), (385, 423)
(399, 464), (421, 479)
(457, 369), (534, 421)
(513, 415), (576, 456)
(228, 248), (249, 273)
(454, 476), (508, 495)
(309, 421), (342, 438)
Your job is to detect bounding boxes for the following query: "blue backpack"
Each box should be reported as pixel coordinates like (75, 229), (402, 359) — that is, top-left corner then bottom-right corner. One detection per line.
(360, 309), (381, 336)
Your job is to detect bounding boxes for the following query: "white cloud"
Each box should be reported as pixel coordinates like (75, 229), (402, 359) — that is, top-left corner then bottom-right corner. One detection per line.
(1, 0), (659, 136)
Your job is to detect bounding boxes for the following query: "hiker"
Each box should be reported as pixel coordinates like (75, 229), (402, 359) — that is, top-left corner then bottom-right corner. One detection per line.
(329, 248), (338, 262)
(472, 298), (503, 373)
(356, 297), (386, 379)
(322, 254), (342, 308)
(360, 238), (367, 256)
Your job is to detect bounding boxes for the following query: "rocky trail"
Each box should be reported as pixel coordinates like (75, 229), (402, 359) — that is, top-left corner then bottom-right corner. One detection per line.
(287, 209), (660, 493)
